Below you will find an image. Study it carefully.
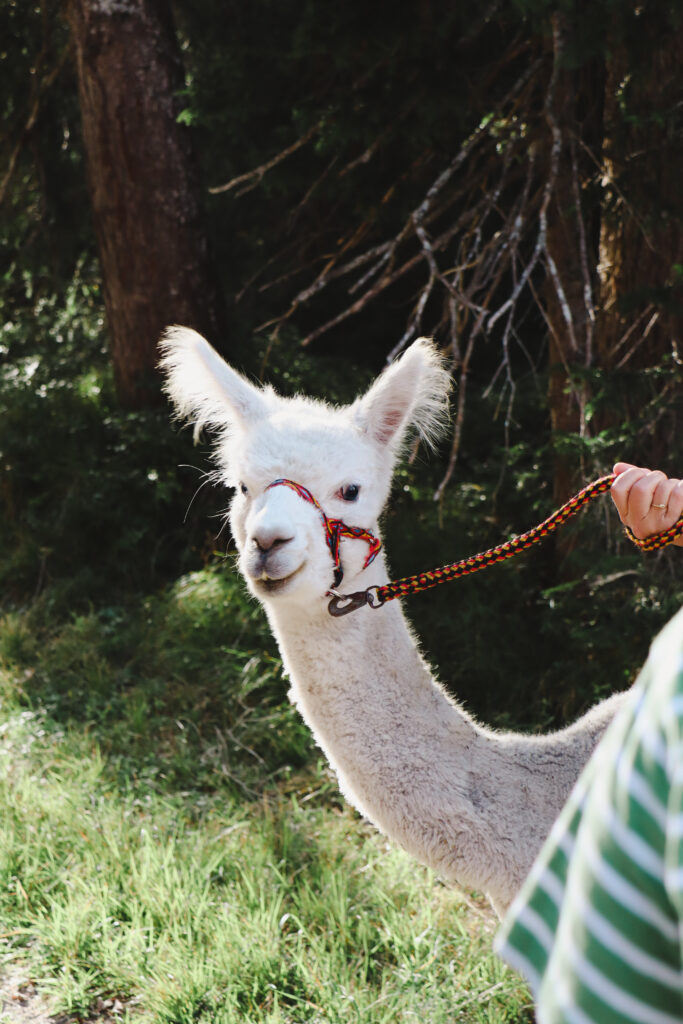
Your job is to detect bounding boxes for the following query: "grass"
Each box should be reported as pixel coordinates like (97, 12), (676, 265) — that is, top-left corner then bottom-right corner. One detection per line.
(0, 566), (533, 1023)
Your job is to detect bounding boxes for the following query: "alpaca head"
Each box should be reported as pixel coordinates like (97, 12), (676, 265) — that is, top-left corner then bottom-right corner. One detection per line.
(159, 328), (451, 613)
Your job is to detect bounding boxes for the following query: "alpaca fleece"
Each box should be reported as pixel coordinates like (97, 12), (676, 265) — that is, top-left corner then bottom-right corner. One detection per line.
(160, 328), (626, 916)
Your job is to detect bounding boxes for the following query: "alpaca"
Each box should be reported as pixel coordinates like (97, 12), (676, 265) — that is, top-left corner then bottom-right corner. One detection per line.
(159, 327), (626, 916)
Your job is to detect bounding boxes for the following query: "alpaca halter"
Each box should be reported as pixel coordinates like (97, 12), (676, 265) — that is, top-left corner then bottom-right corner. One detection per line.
(266, 478), (382, 590)
(319, 473), (683, 617)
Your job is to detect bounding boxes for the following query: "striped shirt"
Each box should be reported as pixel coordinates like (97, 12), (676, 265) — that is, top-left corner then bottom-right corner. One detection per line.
(495, 605), (683, 1024)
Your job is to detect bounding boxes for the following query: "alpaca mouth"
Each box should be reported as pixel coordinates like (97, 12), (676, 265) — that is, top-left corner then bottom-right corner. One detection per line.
(254, 562), (306, 595)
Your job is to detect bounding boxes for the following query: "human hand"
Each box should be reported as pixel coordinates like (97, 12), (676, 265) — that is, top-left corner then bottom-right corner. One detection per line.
(611, 463), (683, 547)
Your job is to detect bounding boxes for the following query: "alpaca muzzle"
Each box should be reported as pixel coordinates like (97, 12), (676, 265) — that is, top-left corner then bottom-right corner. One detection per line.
(265, 479), (381, 590)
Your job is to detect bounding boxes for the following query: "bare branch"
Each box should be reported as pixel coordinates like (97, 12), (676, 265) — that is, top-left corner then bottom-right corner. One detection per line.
(209, 121), (321, 196)
(433, 330), (477, 503)
(288, 156), (338, 229)
(570, 136), (596, 367)
(211, 55), (394, 197)
(386, 271), (436, 362)
(338, 99), (417, 178)
(260, 49), (544, 345)
(0, 41), (71, 208)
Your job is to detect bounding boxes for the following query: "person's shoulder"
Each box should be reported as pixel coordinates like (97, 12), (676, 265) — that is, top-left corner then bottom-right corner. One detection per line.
(637, 607), (683, 753)
(648, 606), (683, 686)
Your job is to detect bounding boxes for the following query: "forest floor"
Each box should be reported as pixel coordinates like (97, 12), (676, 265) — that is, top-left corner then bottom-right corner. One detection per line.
(0, 967), (54, 1024)
(0, 965), (131, 1023)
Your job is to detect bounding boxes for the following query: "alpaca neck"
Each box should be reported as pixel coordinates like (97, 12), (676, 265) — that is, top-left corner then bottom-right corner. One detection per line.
(264, 559), (511, 899)
(262, 554), (617, 913)
(269, 573), (479, 761)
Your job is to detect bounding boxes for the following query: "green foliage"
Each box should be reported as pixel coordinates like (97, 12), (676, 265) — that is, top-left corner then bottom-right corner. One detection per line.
(0, 254), (208, 601)
(1, 0), (682, 1015)
(4, 263), (680, 1015)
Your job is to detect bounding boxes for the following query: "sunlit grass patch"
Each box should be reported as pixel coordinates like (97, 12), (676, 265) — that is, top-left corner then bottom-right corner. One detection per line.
(0, 711), (531, 1022)
(0, 571), (532, 1022)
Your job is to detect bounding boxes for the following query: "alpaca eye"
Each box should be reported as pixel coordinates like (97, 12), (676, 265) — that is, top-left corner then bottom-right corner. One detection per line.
(239, 482), (248, 496)
(340, 484), (360, 502)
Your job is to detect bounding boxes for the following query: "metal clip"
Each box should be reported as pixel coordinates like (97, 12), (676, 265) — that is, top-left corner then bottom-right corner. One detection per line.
(327, 586), (381, 617)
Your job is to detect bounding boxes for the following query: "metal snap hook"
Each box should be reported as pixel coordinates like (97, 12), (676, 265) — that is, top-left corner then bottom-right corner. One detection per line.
(327, 586), (382, 617)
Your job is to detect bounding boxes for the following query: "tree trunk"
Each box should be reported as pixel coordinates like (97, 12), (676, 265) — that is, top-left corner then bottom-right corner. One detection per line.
(66, 0), (225, 408)
(544, 13), (603, 507)
(544, 6), (683, 499)
(596, 12), (683, 444)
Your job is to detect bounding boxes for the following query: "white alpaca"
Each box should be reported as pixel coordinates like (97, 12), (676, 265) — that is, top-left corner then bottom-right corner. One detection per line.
(160, 327), (626, 916)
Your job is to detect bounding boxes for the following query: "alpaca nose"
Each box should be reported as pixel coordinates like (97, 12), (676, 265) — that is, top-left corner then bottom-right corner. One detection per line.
(251, 529), (294, 555)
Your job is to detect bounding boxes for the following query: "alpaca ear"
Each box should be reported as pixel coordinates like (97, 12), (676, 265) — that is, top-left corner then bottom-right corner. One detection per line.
(353, 338), (451, 449)
(158, 326), (266, 436)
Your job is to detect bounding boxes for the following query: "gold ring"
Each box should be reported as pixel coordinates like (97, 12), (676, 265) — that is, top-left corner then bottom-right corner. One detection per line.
(652, 503), (667, 510)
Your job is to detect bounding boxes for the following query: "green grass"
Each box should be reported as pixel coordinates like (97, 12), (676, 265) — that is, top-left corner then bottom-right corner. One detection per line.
(0, 567), (532, 1023)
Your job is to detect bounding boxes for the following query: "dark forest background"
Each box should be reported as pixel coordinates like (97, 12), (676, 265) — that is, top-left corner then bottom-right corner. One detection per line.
(2, 0), (683, 730)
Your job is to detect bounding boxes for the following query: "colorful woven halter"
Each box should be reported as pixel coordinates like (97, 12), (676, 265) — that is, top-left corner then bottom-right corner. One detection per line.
(326, 473), (683, 616)
(266, 478), (382, 589)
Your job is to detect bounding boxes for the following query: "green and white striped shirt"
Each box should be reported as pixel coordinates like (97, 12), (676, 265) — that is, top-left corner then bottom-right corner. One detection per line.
(496, 605), (683, 1024)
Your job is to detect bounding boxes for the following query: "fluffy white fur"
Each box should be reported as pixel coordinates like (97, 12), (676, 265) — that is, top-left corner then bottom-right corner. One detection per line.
(160, 327), (626, 916)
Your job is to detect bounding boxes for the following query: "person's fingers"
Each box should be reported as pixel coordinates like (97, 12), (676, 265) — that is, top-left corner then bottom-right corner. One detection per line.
(646, 476), (681, 530)
(611, 464), (683, 545)
(669, 480), (683, 547)
(625, 471), (668, 538)
(612, 462), (638, 477)
(610, 465), (650, 526)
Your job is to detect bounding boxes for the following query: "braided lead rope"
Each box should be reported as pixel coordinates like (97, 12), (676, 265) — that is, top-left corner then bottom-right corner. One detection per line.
(327, 473), (683, 616)
(266, 478), (382, 589)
